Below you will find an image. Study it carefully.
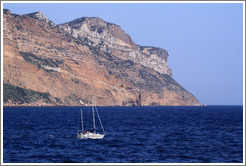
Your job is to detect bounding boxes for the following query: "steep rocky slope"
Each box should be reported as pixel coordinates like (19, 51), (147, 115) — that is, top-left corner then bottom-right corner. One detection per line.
(3, 9), (201, 106)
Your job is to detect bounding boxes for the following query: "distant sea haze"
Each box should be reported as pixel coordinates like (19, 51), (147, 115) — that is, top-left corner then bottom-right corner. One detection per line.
(3, 106), (243, 163)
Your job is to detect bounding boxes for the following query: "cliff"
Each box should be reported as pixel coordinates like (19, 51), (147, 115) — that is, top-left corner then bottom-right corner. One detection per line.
(3, 9), (201, 106)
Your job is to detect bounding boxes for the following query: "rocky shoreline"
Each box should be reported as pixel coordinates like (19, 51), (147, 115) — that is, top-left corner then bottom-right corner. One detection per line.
(3, 9), (201, 106)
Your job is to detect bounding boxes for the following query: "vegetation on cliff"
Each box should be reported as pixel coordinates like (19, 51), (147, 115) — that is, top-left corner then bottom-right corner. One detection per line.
(19, 52), (63, 72)
(3, 83), (52, 104)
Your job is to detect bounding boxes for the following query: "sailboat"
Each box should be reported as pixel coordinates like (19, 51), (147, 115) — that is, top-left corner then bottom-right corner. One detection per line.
(77, 98), (105, 139)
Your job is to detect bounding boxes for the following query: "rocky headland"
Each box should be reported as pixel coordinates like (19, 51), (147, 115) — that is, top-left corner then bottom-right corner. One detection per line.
(3, 9), (201, 106)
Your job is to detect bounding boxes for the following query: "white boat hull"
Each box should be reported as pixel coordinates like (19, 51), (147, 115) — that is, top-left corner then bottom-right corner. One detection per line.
(77, 133), (105, 139)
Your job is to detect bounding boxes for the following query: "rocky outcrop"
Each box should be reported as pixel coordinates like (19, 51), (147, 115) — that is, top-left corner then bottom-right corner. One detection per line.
(25, 11), (56, 27)
(58, 17), (172, 76)
(3, 9), (200, 106)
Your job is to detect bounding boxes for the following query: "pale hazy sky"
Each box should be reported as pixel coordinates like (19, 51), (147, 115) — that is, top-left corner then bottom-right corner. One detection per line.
(3, 2), (244, 105)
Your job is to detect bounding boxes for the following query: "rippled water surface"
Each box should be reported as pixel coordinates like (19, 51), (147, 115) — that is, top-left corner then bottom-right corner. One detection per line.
(3, 106), (243, 163)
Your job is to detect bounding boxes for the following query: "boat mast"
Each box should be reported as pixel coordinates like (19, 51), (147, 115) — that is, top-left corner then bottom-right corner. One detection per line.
(92, 96), (96, 133)
(95, 106), (105, 135)
(80, 109), (84, 133)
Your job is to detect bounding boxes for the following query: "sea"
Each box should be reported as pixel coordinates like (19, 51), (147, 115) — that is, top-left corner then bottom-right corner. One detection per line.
(3, 106), (243, 163)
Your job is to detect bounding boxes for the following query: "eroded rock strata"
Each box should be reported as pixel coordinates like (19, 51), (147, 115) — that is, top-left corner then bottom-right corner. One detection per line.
(3, 9), (200, 106)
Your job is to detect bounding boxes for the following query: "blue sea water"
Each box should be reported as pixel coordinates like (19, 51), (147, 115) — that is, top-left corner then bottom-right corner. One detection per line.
(3, 106), (243, 163)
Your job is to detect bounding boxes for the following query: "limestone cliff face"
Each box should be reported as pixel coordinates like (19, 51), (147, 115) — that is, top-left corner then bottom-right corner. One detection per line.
(58, 17), (172, 76)
(3, 9), (200, 106)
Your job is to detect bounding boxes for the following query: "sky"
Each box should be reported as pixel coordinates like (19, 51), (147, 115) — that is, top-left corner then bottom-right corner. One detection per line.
(2, 2), (244, 105)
